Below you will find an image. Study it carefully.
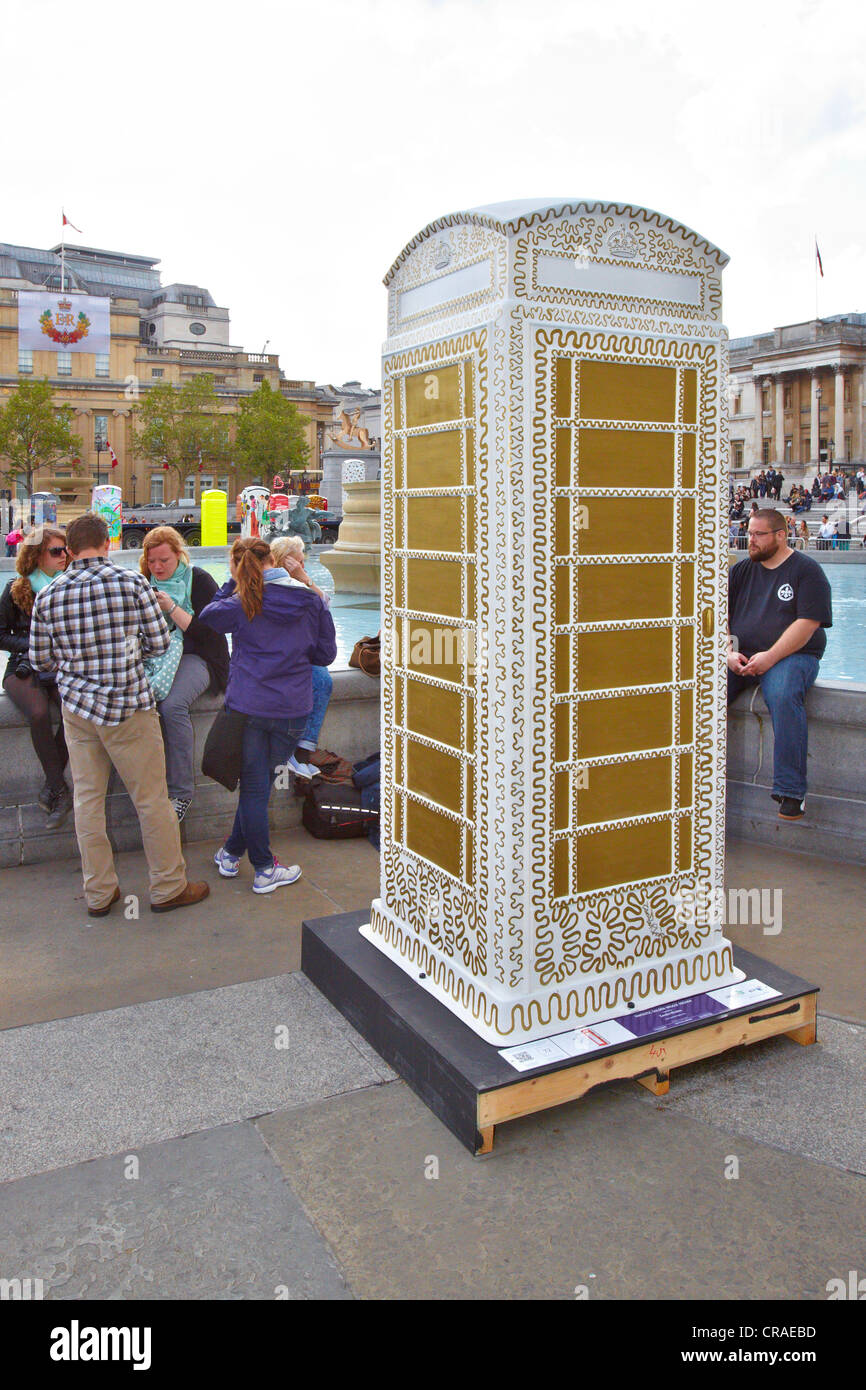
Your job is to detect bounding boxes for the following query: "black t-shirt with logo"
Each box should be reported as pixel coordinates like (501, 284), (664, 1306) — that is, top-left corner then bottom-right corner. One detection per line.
(728, 549), (832, 660)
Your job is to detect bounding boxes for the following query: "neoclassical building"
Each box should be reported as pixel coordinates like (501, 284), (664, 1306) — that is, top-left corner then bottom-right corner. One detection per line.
(727, 312), (866, 481)
(0, 239), (336, 509)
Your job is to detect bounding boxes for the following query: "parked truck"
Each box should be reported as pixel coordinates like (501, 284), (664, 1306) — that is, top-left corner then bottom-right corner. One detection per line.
(121, 499), (343, 548)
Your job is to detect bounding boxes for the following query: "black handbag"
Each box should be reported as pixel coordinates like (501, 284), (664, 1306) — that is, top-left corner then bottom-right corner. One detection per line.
(201, 706), (247, 791)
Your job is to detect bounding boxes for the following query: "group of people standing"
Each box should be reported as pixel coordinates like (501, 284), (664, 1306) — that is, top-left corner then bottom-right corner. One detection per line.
(1, 514), (335, 914)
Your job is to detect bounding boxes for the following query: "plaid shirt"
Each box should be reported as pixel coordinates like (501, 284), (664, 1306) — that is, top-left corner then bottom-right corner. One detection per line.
(29, 557), (170, 725)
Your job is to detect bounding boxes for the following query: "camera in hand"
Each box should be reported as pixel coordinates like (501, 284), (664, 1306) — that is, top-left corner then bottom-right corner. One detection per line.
(13, 657), (35, 680)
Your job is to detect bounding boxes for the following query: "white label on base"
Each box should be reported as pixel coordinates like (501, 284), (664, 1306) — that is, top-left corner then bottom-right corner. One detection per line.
(555, 1019), (637, 1055)
(708, 978), (782, 1009)
(497, 1037), (571, 1072)
(499, 1018), (636, 1071)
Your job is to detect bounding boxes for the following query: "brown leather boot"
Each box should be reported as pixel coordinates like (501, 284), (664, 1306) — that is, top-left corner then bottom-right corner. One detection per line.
(150, 880), (210, 913)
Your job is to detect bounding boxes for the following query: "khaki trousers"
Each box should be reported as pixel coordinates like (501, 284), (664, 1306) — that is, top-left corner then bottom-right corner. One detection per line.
(62, 706), (187, 909)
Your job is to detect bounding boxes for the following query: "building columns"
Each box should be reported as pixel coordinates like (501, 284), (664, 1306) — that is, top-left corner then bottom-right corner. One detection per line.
(774, 374), (786, 464)
(810, 371), (821, 466)
(835, 367), (846, 465)
(752, 378), (764, 469)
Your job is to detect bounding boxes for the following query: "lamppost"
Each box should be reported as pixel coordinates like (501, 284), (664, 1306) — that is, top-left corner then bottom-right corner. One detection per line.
(815, 386), (823, 466)
(131, 473), (138, 507)
(95, 438), (105, 488)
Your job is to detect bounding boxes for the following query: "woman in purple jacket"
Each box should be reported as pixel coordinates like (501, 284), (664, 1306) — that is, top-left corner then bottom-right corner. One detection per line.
(198, 536), (337, 893)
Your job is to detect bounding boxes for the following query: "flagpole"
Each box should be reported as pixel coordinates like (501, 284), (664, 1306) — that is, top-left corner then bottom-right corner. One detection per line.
(61, 211), (65, 293)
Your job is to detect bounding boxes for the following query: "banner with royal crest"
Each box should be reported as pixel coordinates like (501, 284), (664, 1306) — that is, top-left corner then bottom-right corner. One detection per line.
(18, 290), (110, 355)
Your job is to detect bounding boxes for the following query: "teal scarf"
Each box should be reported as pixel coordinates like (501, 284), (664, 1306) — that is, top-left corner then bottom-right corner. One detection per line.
(151, 562), (193, 629)
(29, 569), (58, 595)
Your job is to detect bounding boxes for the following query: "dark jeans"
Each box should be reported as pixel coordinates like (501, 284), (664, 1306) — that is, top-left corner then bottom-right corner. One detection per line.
(3, 670), (68, 790)
(727, 653), (820, 800)
(224, 713), (308, 871)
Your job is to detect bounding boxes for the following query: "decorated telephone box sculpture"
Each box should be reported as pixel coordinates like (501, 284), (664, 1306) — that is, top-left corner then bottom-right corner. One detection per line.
(362, 200), (743, 1045)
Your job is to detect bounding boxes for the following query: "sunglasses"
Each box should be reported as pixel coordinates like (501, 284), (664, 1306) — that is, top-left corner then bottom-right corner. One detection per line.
(47, 546), (67, 557)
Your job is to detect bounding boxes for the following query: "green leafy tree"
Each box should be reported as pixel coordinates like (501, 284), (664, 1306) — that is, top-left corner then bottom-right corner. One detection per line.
(0, 379), (82, 494)
(234, 379), (311, 487)
(134, 374), (230, 496)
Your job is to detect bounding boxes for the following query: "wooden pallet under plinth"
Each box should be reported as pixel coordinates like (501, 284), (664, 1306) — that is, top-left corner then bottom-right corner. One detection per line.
(302, 910), (818, 1156)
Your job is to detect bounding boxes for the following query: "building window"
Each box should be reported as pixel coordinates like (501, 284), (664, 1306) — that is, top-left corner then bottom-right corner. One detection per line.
(150, 475), (164, 504)
(845, 432), (853, 459)
(762, 385), (770, 413)
(784, 437), (793, 463)
(802, 434), (811, 460)
(732, 441), (744, 468)
(57, 351), (72, 376)
(761, 438), (771, 465)
(253, 373), (264, 383)
(783, 386), (793, 409)
(732, 393), (742, 415)
(18, 347), (33, 373)
(183, 475), (196, 500)
(95, 353), (110, 378)
(217, 476), (229, 493)
(94, 415), (108, 449)
(151, 368), (164, 378)
(844, 377), (852, 405)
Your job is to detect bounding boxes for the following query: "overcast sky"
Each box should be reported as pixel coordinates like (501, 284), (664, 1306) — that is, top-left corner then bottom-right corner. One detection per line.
(4, 0), (864, 386)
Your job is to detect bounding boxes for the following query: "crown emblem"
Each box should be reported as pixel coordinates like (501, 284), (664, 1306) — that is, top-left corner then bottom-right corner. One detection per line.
(57, 297), (72, 310)
(606, 226), (641, 260)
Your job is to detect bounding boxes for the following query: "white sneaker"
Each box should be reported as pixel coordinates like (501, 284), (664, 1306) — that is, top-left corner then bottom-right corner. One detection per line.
(252, 859), (302, 894)
(287, 754), (320, 780)
(214, 846), (240, 878)
(171, 797), (192, 821)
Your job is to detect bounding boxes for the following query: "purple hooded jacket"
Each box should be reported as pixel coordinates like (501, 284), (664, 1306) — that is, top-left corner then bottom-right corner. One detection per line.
(198, 573), (336, 719)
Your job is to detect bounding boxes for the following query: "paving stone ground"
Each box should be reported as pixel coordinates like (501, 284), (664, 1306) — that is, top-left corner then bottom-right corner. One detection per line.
(0, 834), (863, 1300)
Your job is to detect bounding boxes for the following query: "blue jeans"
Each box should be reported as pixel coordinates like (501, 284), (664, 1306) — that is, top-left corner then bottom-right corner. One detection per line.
(224, 713), (308, 871)
(298, 666), (332, 751)
(727, 653), (820, 799)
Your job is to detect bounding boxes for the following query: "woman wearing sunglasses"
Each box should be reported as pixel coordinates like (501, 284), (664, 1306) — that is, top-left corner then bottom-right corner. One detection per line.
(0, 525), (72, 827)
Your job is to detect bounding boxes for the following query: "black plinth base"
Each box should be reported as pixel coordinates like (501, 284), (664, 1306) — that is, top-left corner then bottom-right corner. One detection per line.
(302, 911), (819, 1155)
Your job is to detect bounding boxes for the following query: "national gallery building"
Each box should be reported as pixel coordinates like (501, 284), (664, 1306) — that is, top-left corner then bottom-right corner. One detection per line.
(727, 312), (866, 482)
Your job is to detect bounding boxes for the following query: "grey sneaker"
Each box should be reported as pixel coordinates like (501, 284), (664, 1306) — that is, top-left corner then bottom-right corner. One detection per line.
(252, 859), (302, 894)
(45, 784), (72, 830)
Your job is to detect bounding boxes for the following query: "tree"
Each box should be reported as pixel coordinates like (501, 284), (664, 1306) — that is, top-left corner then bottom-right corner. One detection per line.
(0, 379), (82, 494)
(233, 379), (311, 488)
(134, 374), (230, 496)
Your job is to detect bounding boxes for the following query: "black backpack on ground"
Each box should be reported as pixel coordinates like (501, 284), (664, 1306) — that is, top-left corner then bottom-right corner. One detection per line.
(301, 782), (379, 840)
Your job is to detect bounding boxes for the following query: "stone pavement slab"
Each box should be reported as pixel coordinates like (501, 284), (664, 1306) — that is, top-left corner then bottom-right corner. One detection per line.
(257, 1080), (866, 1301)
(0, 973), (392, 1183)
(725, 840), (865, 1023)
(632, 1017), (866, 1175)
(0, 1120), (350, 1300)
(0, 830), (380, 1029)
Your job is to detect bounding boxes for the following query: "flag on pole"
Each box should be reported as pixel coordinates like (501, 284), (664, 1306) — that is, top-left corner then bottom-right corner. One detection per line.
(815, 240), (824, 278)
(107, 442), (119, 470)
(62, 210), (82, 233)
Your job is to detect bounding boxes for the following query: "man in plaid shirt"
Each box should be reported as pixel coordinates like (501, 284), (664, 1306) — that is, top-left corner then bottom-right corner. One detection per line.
(29, 513), (209, 916)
